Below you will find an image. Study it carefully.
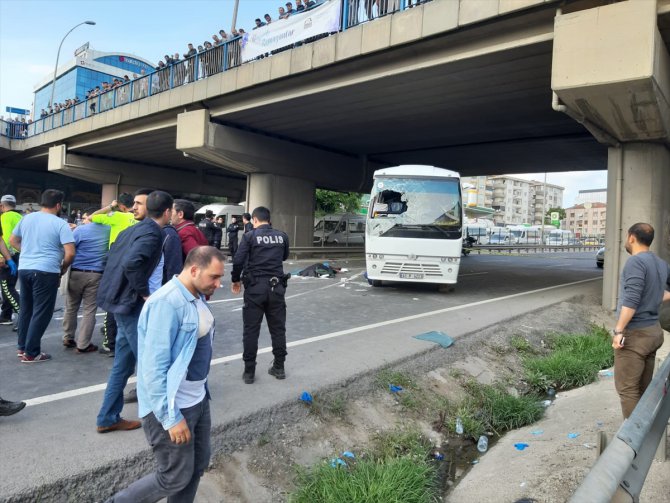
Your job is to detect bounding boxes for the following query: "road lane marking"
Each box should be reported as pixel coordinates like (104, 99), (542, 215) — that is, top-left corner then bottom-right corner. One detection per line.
(24, 276), (600, 407)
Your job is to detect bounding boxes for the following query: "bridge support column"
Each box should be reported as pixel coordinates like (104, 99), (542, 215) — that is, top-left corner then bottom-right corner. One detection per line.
(247, 173), (315, 247)
(603, 143), (670, 310)
(101, 183), (144, 206)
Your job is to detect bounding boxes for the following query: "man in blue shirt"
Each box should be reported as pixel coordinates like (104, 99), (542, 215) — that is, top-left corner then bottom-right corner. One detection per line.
(10, 190), (75, 363)
(62, 208), (110, 353)
(105, 246), (225, 503)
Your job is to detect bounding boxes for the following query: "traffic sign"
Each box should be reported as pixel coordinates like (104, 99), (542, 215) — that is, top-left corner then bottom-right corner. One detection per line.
(5, 107), (30, 115)
(550, 211), (560, 227)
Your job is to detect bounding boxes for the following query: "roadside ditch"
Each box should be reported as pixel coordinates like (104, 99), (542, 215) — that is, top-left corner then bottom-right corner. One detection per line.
(197, 292), (613, 502)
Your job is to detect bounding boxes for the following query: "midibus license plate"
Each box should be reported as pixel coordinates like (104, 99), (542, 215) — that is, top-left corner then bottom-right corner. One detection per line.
(400, 273), (424, 279)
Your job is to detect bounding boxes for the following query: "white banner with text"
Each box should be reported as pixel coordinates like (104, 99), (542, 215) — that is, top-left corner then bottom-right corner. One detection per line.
(241, 0), (342, 61)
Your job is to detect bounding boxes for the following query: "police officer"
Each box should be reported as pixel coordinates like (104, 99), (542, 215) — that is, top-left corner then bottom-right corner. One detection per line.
(242, 213), (253, 233)
(227, 216), (240, 258)
(198, 210), (216, 246)
(231, 207), (289, 384)
(212, 216), (223, 250)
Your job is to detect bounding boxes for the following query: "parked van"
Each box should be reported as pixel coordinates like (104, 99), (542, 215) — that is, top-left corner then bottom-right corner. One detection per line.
(546, 229), (575, 246)
(313, 213), (366, 246)
(194, 204), (245, 246)
(508, 225), (542, 245)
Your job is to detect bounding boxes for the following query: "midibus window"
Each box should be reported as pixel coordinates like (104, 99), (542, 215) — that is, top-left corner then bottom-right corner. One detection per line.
(369, 177), (461, 239)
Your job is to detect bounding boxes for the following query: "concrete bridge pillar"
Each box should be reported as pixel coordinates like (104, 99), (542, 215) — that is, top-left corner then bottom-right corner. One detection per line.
(552, 0), (670, 309)
(101, 184), (145, 207)
(603, 144), (670, 311)
(247, 173), (315, 247)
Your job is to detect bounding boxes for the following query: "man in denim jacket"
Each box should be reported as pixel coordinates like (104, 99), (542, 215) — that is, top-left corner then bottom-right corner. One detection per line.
(107, 246), (225, 503)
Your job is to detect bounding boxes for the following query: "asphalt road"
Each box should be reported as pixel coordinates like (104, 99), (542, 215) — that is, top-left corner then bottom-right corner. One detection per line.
(0, 251), (605, 501)
(0, 251), (602, 403)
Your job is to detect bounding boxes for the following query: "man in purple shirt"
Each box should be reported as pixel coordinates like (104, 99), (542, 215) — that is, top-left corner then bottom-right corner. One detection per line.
(62, 208), (110, 353)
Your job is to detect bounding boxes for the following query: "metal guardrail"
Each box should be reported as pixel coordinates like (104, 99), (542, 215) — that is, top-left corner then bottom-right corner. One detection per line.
(469, 244), (601, 254)
(570, 355), (670, 503)
(288, 246), (364, 259)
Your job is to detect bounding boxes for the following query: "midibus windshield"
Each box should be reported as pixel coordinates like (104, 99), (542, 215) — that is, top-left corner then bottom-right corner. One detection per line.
(368, 177), (461, 239)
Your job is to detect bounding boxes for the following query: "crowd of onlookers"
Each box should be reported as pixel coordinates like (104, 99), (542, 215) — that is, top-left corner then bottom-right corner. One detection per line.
(3, 0), (431, 138)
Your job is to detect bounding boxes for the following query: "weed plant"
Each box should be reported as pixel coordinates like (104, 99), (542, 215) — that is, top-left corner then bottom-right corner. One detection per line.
(523, 325), (612, 392)
(290, 428), (437, 503)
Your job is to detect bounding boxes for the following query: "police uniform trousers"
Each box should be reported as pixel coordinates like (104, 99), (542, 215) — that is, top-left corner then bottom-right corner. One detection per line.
(242, 279), (287, 366)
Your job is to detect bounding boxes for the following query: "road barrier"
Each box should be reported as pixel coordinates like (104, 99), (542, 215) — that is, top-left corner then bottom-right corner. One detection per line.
(470, 244), (601, 254)
(289, 246), (364, 260)
(569, 354), (670, 502)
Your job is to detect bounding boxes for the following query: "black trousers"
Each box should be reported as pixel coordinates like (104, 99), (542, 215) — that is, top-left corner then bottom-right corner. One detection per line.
(0, 254), (19, 319)
(102, 312), (117, 351)
(242, 280), (287, 367)
(228, 238), (238, 258)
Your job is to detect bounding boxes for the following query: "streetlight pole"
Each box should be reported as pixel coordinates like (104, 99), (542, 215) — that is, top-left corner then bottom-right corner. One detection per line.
(49, 20), (96, 109)
(231, 0), (240, 32)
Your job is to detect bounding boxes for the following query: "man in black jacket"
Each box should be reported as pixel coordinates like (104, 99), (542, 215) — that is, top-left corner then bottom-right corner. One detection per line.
(95, 191), (174, 434)
(227, 216), (240, 259)
(198, 210), (216, 246)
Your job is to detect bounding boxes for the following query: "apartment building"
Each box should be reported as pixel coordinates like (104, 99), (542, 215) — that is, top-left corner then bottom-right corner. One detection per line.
(462, 175), (565, 226)
(565, 202), (607, 237)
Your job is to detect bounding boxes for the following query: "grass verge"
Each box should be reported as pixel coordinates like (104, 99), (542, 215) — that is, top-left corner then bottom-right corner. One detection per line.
(289, 428), (437, 503)
(522, 325), (612, 392)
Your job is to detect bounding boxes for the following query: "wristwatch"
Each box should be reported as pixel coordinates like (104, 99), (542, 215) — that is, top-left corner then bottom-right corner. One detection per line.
(612, 329), (624, 336)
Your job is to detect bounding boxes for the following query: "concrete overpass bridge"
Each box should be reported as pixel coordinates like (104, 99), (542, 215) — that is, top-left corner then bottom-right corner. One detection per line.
(2, 0), (670, 308)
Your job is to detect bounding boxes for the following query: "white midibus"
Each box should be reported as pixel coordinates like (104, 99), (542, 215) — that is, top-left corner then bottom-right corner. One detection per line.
(365, 165), (463, 287)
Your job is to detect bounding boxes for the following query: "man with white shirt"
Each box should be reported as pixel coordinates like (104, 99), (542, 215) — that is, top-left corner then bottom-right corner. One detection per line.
(105, 246), (224, 503)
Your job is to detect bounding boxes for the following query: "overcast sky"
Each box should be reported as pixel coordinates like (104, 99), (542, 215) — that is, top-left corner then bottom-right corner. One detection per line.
(510, 171), (608, 208)
(0, 1), (607, 205)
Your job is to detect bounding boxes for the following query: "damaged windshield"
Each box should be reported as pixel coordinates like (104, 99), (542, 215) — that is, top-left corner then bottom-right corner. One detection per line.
(368, 177), (462, 239)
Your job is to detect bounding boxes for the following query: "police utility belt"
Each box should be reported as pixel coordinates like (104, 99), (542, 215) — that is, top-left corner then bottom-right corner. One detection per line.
(243, 272), (291, 289)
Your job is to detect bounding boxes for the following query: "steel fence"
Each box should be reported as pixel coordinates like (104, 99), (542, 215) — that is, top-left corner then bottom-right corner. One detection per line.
(569, 354), (670, 502)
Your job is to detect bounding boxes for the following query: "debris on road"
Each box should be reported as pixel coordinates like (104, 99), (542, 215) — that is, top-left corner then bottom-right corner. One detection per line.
(413, 331), (454, 348)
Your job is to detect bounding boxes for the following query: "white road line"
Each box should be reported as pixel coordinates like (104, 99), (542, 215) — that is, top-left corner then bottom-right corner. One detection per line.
(24, 276), (599, 407)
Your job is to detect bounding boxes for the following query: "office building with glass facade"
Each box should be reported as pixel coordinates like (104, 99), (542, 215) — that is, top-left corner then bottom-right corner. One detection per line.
(33, 48), (154, 115)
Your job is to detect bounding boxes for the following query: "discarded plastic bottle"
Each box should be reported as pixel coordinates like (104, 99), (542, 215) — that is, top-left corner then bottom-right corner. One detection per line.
(477, 435), (488, 453)
(547, 387), (556, 397)
(455, 417), (464, 435)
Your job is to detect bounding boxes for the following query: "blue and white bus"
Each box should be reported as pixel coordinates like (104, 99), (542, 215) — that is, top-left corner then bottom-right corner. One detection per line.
(365, 165), (463, 287)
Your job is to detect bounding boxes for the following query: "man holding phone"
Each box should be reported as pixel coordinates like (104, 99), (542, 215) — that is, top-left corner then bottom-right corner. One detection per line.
(612, 223), (670, 418)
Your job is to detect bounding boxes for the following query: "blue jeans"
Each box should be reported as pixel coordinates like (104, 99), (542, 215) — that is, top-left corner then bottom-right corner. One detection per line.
(17, 270), (60, 357)
(108, 399), (211, 503)
(97, 308), (141, 427)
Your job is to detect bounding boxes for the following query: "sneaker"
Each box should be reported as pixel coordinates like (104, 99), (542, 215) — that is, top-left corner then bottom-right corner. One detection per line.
(268, 361), (286, 380)
(17, 350), (24, 358)
(0, 317), (13, 325)
(20, 352), (52, 363)
(62, 339), (76, 348)
(123, 388), (138, 404)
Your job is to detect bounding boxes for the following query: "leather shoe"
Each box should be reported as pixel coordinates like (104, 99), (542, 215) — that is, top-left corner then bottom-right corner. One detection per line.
(97, 418), (141, 433)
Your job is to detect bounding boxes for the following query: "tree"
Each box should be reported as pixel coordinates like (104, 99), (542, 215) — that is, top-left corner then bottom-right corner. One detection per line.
(544, 207), (566, 225)
(315, 189), (363, 215)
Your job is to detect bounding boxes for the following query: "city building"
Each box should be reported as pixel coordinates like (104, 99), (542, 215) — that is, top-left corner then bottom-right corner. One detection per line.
(462, 175), (564, 226)
(574, 188), (607, 205)
(33, 46), (154, 115)
(529, 180), (564, 225)
(565, 202), (607, 237)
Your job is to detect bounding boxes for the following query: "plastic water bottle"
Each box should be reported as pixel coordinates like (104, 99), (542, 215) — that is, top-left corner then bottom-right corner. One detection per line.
(455, 417), (464, 435)
(477, 435), (488, 453)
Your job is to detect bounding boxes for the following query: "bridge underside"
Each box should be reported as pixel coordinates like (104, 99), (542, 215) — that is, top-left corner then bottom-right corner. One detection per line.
(0, 7), (606, 192)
